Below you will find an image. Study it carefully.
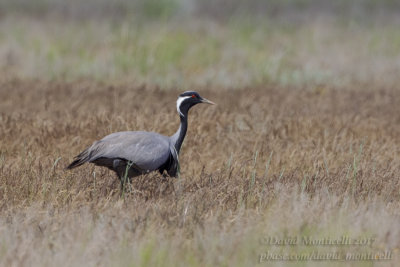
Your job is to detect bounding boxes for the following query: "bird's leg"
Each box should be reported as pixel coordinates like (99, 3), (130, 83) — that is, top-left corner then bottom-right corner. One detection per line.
(120, 174), (128, 196)
(119, 161), (134, 196)
(126, 178), (133, 193)
(119, 177), (132, 193)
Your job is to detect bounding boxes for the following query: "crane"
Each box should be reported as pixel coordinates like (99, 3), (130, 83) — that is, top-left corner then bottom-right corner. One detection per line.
(67, 91), (215, 189)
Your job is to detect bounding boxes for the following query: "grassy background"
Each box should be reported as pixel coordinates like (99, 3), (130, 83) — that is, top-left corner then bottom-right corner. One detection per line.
(1, 0), (400, 88)
(0, 1), (400, 266)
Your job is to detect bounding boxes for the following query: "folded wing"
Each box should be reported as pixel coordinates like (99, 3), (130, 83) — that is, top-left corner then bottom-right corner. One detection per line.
(87, 131), (171, 172)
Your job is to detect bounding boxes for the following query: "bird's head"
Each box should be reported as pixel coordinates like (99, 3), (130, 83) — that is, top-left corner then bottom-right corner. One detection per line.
(176, 91), (215, 117)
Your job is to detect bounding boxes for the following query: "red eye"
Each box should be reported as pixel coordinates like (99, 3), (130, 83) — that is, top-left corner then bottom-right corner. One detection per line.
(191, 94), (196, 98)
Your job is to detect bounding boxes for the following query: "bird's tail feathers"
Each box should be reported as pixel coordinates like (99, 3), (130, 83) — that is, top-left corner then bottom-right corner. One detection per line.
(66, 147), (91, 169)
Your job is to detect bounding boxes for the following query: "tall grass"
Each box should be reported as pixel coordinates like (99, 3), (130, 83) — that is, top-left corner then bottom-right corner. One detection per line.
(0, 81), (399, 266)
(0, 2), (400, 88)
(0, 1), (399, 265)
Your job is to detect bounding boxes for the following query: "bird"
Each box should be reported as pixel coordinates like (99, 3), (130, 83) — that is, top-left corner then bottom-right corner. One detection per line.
(66, 91), (215, 189)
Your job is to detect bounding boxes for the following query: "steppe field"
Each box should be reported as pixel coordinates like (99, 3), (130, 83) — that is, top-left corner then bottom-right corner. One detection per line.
(0, 1), (400, 266)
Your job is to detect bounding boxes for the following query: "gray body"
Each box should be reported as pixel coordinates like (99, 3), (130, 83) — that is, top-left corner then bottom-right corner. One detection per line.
(69, 131), (179, 178)
(67, 91), (214, 182)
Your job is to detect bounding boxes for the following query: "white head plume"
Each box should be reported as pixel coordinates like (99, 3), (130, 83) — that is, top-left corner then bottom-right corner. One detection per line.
(176, 96), (191, 117)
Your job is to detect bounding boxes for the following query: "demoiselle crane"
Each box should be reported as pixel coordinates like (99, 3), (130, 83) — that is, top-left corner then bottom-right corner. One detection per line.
(67, 91), (214, 188)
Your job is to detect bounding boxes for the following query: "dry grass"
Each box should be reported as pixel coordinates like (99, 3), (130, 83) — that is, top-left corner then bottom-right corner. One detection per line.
(1, 13), (400, 89)
(0, 79), (399, 266)
(1, 2), (400, 265)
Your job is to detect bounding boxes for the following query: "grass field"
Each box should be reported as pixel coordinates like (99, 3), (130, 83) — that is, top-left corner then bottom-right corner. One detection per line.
(0, 1), (400, 266)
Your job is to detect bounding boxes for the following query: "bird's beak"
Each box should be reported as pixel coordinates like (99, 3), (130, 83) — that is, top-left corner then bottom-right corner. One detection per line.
(200, 97), (215, 105)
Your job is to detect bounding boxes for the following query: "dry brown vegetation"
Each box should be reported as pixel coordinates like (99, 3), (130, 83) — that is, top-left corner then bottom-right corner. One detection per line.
(1, 1), (400, 266)
(0, 78), (399, 266)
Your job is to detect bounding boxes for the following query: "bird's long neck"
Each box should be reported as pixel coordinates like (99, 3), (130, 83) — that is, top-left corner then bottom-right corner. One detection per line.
(171, 113), (188, 154)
